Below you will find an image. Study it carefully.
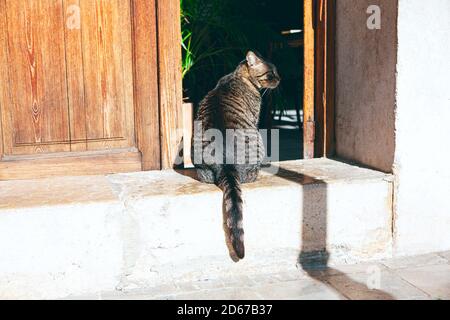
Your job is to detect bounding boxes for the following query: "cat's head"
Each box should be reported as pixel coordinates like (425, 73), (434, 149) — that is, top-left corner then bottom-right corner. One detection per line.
(245, 51), (281, 89)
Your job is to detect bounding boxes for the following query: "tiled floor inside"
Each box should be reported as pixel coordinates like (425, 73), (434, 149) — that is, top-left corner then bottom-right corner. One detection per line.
(85, 251), (450, 300)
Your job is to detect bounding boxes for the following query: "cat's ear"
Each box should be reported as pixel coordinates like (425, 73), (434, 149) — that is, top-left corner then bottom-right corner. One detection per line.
(246, 51), (262, 67)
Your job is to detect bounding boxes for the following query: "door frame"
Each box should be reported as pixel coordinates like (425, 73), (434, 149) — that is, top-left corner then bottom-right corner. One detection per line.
(158, 0), (336, 165)
(131, 0), (183, 171)
(161, 0), (337, 163)
(303, 0), (336, 159)
(0, 0), (334, 180)
(129, 0), (184, 171)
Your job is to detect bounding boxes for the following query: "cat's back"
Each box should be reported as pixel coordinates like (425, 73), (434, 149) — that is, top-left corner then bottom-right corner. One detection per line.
(196, 71), (259, 127)
(195, 72), (237, 122)
(201, 72), (238, 103)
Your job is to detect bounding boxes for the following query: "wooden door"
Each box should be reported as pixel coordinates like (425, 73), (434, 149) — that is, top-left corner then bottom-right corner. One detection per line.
(0, 0), (164, 180)
(303, 0), (335, 159)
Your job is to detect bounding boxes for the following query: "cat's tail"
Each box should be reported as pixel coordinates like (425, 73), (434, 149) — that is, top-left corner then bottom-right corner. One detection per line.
(217, 165), (245, 259)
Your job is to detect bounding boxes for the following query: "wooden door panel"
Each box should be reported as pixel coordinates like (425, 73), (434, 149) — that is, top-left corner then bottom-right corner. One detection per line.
(63, 0), (87, 151)
(0, 0), (162, 179)
(0, 0), (136, 156)
(3, 0), (70, 154)
(79, 0), (134, 150)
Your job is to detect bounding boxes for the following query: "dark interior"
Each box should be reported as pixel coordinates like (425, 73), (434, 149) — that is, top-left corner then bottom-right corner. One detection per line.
(181, 0), (304, 160)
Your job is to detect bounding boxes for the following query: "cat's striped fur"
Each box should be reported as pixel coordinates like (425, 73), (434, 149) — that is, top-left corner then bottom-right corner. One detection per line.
(192, 51), (280, 260)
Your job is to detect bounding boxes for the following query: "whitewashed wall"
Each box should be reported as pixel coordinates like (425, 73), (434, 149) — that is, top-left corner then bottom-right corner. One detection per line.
(393, 0), (450, 255)
(335, 0), (397, 173)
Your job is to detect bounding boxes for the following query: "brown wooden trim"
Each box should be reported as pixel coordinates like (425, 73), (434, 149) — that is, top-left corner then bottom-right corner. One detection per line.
(156, 0), (183, 169)
(303, 0), (315, 159)
(0, 0), (9, 159)
(325, 0), (336, 157)
(314, 0), (336, 157)
(131, 0), (161, 170)
(0, 150), (142, 181)
(314, 0), (325, 157)
(0, 101), (3, 159)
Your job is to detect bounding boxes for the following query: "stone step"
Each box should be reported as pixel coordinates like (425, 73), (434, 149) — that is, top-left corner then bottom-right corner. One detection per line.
(0, 158), (393, 299)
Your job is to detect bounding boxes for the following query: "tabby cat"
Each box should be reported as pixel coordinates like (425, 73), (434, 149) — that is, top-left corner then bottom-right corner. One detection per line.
(192, 51), (280, 260)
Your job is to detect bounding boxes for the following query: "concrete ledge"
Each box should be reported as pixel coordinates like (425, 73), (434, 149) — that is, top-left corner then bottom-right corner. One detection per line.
(0, 159), (393, 298)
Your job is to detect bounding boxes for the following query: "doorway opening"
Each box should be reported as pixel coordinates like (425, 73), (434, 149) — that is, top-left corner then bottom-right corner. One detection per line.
(181, 0), (304, 162)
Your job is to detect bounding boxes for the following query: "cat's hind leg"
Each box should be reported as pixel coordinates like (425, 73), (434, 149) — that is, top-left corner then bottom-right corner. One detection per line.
(240, 165), (260, 183)
(196, 167), (216, 184)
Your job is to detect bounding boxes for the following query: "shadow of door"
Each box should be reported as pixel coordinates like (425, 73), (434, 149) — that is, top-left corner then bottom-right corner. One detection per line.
(272, 166), (395, 300)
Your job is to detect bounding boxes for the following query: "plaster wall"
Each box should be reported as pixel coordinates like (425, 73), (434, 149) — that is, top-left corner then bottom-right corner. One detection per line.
(394, 0), (450, 255)
(335, 0), (450, 255)
(335, 0), (397, 172)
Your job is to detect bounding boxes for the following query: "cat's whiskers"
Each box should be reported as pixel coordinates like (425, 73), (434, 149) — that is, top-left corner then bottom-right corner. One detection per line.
(261, 88), (269, 97)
